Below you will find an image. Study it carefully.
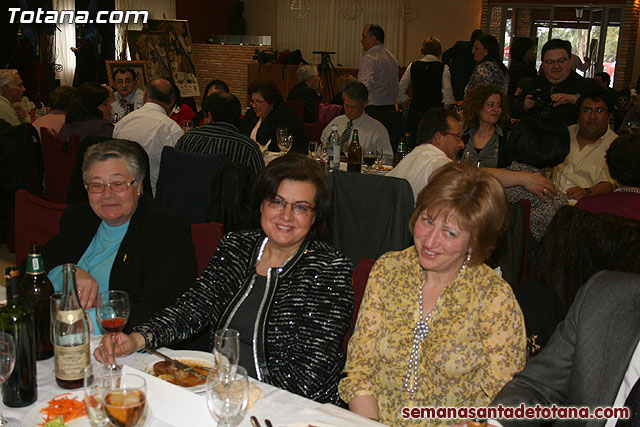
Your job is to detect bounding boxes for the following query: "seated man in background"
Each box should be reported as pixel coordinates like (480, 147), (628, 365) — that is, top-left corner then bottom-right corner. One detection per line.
(0, 69), (26, 125)
(286, 64), (322, 123)
(191, 79), (230, 127)
(551, 87), (617, 202)
(110, 67), (145, 119)
(390, 107), (558, 202)
(113, 78), (184, 195)
(175, 92), (264, 175)
(320, 82), (393, 164)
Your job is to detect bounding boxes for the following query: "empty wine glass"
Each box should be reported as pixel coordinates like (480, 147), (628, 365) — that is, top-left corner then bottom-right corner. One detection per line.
(277, 135), (293, 155)
(84, 364), (121, 426)
(375, 148), (384, 170)
(96, 290), (130, 370)
(103, 374), (147, 427)
(206, 366), (249, 427)
(0, 332), (18, 427)
(308, 141), (318, 160)
(276, 127), (288, 151)
(214, 329), (239, 378)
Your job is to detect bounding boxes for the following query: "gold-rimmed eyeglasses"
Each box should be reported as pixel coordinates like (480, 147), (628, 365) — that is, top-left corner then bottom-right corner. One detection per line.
(85, 179), (136, 193)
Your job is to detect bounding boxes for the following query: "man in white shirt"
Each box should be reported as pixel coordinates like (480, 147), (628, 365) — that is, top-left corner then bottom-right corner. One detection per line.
(358, 24), (399, 111)
(552, 87), (617, 202)
(0, 69), (26, 126)
(320, 82), (393, 164)
(113, 78), (184, 195)
(388, 108), (463, 200)
(111, 68), (145, 120)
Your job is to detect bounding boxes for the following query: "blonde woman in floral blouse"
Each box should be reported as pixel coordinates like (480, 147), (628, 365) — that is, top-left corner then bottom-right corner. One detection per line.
(339, 162), (526, 426)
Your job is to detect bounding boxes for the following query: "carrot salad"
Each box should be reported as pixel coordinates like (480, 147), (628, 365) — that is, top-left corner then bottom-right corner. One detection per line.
(38, 393), (88, 425)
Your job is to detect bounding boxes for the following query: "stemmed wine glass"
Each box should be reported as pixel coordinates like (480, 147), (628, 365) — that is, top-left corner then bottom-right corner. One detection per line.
(103, 374), (147, 427)
(213, 328), (239, 378)
(375, 148), (384, 171)
(277, 135), (293, 155)
(0, 332), (18, 427)
(84, 364), (121, 427)
(206, 366), (249, 427)
(96, 290), (130, 370)
(363, 148), (377, 173)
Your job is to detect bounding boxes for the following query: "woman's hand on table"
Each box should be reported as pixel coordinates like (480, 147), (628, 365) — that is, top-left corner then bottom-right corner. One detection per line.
(74, 267), (99, 309)
(348, 395), (380, 422)
(94, 332), (145, 365)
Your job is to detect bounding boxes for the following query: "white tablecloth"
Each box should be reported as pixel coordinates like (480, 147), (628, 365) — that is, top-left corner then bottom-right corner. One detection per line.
(8, 343), (385, 427)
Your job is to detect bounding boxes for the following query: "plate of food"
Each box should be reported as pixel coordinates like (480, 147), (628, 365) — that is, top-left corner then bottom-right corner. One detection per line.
(22, 391), (153, 427)
(129, 349), (216, 393)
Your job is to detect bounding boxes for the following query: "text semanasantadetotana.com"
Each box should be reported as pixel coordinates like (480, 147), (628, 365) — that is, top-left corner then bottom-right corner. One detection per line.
(402, 404), (630, 420)
(8, 7), (148, 24)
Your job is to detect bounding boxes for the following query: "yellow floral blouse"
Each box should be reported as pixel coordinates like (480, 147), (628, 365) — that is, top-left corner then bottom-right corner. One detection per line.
(339, 247), (526, 426)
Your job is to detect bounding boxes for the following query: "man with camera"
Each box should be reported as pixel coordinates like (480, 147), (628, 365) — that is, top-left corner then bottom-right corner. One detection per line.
(511, 39), (596, 125)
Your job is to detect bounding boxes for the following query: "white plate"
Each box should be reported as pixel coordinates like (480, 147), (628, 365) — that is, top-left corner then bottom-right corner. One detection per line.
(22, 391), (88, 426)
(129, 349), (215, 393)
(22, 390), (153, 427)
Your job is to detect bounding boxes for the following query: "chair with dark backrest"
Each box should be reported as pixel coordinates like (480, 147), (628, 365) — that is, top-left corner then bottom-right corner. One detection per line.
(343, 257), (376, 352)
(14, 189), (68, 265)
(190, 222), (224, 275)
(328, 170), (414, 267)
(40, 128), (80, 203)
(486, 199), (531, 287)
(155, 147), (227, 224)
(532, 205), (640, 312)
(366, 110), (405, 153)
(303, 122), (328, 144)
(207, 161), (256, 233)
(284, 99), (305, 123)
(318, 103), (343, 124)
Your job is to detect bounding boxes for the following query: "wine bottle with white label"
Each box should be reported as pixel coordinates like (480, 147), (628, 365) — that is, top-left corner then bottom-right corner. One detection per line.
(53, 264), (90, 389)
(19, 243), (54, 360)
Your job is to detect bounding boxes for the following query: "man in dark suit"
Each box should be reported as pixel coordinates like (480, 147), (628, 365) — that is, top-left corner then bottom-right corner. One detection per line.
(286, 64), (322, 123)
(491, 270), (640, 426)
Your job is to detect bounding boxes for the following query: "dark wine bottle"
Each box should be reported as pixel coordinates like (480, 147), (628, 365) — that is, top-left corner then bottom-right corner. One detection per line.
(20, 243), (54, 360)
(53, 264), (90, 389)
(347, 129), (362, 173)
(0, 267), (37, 407)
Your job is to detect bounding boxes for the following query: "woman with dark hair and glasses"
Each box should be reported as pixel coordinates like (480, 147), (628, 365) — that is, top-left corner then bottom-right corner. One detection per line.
(96, 153), (354, 404)
(35, 139), (196, 333)
(465, 34), (509, 95)
(58, 81), (114, 141)
(239, 79), (308, 153)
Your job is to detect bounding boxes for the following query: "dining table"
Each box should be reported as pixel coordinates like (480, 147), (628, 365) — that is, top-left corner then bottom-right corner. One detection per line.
(6, 336), (386, 427)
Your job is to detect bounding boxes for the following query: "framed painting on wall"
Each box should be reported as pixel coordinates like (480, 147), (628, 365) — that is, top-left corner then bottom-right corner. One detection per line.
(105, 60), (149, 91)
(127, 30), (172, 82)
(145, 19), (200, 97)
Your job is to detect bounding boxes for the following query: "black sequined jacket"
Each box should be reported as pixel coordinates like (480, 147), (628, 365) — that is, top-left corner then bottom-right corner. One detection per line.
(133, 230), (354, 404)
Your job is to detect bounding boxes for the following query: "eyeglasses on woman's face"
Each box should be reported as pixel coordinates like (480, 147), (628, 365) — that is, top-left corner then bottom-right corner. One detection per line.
(266, 197), (316, 215)
(85, 179), (136, 193)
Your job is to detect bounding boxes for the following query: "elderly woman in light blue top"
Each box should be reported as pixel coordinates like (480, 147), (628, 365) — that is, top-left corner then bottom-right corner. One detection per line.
(43, 140), (196, 334)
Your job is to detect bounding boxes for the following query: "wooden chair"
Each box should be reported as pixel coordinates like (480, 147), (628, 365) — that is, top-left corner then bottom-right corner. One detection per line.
(40, 128), (80, 203)
(190, 222), (224, 275)
(14, 189), (68, 264)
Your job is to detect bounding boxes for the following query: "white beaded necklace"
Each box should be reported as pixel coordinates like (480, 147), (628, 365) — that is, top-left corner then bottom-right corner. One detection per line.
(403, 253), (470, 393)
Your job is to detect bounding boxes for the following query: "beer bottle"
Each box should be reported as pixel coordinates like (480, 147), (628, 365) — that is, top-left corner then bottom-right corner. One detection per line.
(20, 243), (54, 360)
(394, 138), (409, 167)
(347, 129), (362, 173)
(1, 267), (37, 407)
(53, 264), (90, 389)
